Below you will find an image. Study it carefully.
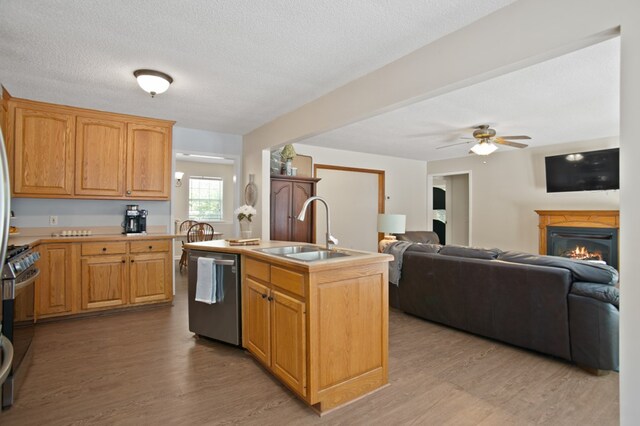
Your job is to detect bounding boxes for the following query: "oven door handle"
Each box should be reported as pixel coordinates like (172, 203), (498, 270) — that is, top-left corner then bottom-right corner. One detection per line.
(0, 335), (14, 385)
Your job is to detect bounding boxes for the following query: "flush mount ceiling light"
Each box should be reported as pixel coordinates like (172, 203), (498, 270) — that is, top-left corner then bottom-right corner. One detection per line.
(470, 139), (498, 156)
(133, 69), (173, 97)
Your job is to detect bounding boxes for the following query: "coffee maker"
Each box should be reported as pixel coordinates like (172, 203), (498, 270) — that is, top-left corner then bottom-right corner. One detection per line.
(123, 205), (148, 234)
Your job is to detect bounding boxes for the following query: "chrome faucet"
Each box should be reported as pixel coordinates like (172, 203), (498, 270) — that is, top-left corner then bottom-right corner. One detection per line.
(296, 196), (338, 250)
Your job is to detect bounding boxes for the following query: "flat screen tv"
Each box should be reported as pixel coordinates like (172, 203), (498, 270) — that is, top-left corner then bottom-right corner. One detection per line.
(545, 148), (619, 193)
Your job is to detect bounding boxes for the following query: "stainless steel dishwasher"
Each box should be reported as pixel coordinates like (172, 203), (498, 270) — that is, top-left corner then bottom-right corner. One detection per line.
(188, 250), (241, 345)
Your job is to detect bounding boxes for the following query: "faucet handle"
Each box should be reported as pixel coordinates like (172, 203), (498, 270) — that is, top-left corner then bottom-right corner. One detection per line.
(328, 235), (339, 247)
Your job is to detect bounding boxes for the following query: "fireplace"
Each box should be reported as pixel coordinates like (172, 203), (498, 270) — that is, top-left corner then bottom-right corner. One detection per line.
(547, 226), (618, 268)
(536, 210), (620, 270)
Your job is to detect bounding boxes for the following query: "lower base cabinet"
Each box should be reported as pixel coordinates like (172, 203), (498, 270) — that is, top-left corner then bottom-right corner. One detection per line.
(242, 255), (389, 414)
(36, 238), (173, 320)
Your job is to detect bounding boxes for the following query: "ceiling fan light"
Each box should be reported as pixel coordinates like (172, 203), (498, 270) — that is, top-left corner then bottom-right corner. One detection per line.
(133, 69), (173, 97)
(470, 141), (498, 156)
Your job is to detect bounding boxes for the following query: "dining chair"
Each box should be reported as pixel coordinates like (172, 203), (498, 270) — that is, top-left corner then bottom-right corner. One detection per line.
(179, 220), (200, 273)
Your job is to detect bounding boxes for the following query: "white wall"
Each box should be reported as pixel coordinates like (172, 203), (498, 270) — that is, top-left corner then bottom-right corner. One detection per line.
(295, 144), (428, 232)
(428, 137), (619, 253)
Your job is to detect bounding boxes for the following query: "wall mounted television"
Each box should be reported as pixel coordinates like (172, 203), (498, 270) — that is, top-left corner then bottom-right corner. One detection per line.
(545, 148), (619, 193)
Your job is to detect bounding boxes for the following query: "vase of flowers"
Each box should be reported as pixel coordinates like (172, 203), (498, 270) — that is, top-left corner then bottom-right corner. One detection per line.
(235, 204), (257, 239)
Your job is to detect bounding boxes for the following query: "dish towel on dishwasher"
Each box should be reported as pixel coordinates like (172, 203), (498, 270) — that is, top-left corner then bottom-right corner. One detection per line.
(196, 258), (218, 304)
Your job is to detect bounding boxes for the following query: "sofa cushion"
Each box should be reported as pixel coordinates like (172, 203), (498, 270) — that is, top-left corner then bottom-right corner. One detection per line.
(571, 282), (620, 307)
(498, 251), (618, 285)
(394, 231), (440, 244)
(406, 243), (441, 254)
(439, 245), (501, 260)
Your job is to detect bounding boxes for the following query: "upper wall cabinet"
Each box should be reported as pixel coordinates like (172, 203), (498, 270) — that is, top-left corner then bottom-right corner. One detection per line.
(7, 96), (174, 200)
(75, 116), (126, 197)
(126, 123), (171, 199)
(14, 105), (75, 196)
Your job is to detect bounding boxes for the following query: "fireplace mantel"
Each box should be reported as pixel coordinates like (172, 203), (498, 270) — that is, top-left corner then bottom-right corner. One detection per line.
(535, 210), (620, 255)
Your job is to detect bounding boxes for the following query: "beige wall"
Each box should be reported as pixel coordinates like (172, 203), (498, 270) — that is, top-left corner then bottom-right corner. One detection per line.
(242, 1), (640, 419)
(428, 137), (619, 253)
(445, 174), (470, 246)
(295, 143), (428, 232)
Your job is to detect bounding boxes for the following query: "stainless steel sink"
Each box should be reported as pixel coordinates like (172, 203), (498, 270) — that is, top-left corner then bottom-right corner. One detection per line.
(285, 250), (350, 262)
(256, 245), (319, 255)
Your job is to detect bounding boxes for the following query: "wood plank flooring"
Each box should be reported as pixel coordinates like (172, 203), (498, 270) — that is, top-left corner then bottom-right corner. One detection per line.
(1, 264), (619, 425)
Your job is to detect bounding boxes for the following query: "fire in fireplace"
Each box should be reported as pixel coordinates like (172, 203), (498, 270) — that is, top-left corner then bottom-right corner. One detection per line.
(547, 226), (618, 269)
(562, 245), (604, 263)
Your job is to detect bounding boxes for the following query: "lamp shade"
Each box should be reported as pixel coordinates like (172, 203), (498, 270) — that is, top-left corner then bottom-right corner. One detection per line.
(377, 214), (406, 234)
(134, 69), (173, 97)
(175, 171), (184, 180)
(470, 141), (498, 156)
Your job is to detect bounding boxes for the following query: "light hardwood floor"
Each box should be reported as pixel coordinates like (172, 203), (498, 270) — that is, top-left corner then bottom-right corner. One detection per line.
(1, 264), (619, 425)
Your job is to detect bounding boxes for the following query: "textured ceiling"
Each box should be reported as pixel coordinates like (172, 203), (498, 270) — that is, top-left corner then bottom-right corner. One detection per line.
(300, 37), (620, 161)
(0, 0), (516, 135)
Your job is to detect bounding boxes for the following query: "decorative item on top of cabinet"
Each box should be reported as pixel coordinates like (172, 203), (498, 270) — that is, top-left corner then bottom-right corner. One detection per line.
(270, 175), (320, 243)
(7, 95), (174, 200)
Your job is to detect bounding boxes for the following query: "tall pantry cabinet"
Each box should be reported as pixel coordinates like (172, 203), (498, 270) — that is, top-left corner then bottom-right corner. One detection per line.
(270, 176), (320, 243)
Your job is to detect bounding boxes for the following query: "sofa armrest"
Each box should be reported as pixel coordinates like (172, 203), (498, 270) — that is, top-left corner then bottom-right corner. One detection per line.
(568, 293), (619, 371)
(571, 282), (619, 307)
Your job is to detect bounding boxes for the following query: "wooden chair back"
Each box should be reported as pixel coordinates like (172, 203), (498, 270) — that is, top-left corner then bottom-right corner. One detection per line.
(179, 220), (199, 234)
(187, 223), (215, 243)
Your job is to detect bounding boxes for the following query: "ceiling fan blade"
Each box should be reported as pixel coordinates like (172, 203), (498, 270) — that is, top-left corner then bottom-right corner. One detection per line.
(494, 138), (528, 148)
(436, 141), (471, 150)
(498, 135), (531, 140)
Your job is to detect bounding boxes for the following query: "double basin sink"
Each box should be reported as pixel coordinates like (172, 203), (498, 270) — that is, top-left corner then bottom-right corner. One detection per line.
(256, 245), (353, 262)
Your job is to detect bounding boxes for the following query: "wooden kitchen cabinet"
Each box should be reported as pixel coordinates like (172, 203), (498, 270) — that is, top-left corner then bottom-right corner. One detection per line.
(244, 265), (307, 397)
(13, 104), (75, 196)
(35, 237), (173, 320)
(129, 251), (172, 304)
(125, 123), (172, 199)
(75, 116), (126, 197)
(245, 277), (271, 366)
(36, 244), (76, 316)
(270, 176), (320, 243)
(5, 93), (174, 200)
(80, 255), (128, 310)
(242, 253), (388, 413)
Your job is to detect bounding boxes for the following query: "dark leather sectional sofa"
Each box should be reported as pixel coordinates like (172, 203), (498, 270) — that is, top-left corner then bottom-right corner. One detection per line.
(387, 235), (619, 372)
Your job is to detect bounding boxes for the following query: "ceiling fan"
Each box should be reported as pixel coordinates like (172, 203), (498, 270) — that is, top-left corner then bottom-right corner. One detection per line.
(437, 125), (531, 156)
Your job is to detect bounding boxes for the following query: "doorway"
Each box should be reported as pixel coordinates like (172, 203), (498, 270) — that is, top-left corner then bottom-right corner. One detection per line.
(314, 165), (385, 252)
(428, 171), (471, 246)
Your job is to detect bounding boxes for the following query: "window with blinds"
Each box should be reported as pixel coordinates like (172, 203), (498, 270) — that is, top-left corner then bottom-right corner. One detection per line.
(188, 176), (223, 221)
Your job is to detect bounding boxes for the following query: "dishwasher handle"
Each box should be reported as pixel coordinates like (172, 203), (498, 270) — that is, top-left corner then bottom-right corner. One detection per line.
(0, 335), (14, 385)
(189, 256), (235, 267)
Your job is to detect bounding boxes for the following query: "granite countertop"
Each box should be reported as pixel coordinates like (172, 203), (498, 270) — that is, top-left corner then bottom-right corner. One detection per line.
(185, 239), (392, 271)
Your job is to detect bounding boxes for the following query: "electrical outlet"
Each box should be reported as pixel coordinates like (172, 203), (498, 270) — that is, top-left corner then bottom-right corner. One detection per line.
(49, 216), (58, 226)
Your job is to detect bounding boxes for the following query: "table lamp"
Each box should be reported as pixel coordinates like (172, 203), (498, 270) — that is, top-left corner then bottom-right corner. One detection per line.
(377, 214), (406, 252)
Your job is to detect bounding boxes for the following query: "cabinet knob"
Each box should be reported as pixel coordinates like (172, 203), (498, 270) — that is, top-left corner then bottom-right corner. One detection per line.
(261, 293), (267, 299)
(121, 260), (125, 263)
(126, 190), (132, 195)
(102, 247), (107, 252)
(148, 245), (153, 249)
(131, 259), (135, 263)
(268, 296), (274, 302)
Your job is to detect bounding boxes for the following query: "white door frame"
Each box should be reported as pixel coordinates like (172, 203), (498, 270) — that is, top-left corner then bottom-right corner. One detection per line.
(427, 170), (472, 245)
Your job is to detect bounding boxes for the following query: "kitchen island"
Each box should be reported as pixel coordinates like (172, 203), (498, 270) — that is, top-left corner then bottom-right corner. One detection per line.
(184, 240), (392, 415)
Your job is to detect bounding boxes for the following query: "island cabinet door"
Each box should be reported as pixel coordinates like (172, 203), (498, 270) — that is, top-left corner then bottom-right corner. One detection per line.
(270, 289), (307, 397)
(245, 278), (271, 366)
(80, 255), (128, 310)
(128, 252), (172, 304)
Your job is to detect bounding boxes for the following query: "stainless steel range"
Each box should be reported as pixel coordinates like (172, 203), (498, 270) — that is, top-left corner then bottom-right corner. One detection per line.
(1, 244), (39, 409)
